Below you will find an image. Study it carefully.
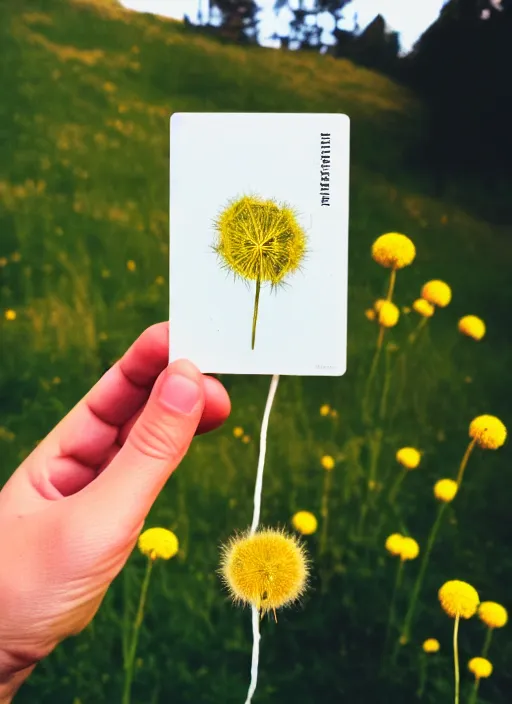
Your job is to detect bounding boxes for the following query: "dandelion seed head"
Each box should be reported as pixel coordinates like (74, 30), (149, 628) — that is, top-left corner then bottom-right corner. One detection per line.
(468, 657), (493, 679)
(438, 580), (479, 619)
(291, 511), (318, 536)
(478, 602), (508, 629)
(214, 195), (306, 286)
(321, 455), (335, 471)
(434, 479), (458, 503)
(458, 315), (486, 341)
(138, 527), (179, 561)
(421, 280), (452, 307)
(413, 298), (435, 318)
(371, 233), (416, 269)
(385, 533), (404, 556)
(396, 447), (421, 470)
(422, 638), (440, 653)
(469, 415), (506, 450)
(220, 528), (309, 614)
(400, 537), (420, 561)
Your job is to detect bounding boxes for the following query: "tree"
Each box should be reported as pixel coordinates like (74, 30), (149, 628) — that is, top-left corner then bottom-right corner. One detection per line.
(210, 0), (260, 42)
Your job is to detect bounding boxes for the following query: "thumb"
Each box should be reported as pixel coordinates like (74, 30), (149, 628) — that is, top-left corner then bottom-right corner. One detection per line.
(78, 359), (205, 536)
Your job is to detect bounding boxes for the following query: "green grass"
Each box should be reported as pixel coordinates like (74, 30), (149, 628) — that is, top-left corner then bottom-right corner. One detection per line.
(1, 1), (512, 702)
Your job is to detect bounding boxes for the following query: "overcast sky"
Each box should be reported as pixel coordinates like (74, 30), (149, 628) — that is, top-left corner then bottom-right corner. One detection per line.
(120, 0), (448, 53)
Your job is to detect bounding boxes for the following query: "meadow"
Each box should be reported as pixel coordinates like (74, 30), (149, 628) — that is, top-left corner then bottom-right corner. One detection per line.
(1, 1), (512, 702)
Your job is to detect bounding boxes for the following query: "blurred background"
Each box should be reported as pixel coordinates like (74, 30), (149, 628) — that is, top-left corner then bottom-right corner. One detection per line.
(1, 0), (511, 703)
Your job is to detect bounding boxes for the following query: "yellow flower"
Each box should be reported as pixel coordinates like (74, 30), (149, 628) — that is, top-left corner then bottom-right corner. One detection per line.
(478, 602), (508, 629)
(101, 269), (111, 278)
(385, 533), (404, 556)
(438, 580), (479, 619)
(330, 409), (338, 419)
(11, 252), (21, 262)
(291, 511), (318, 536)
(434, 479), (458, 503)
(4, 309), (16, 321)
(421, 280), (452, 308)
(371, 233), (416, 269)
(399, 537), (419, 561)
(396, 447), (421, 470)
(402, 306), (411, 314)
(242, 434), (251, 444)
(365, 308), (376, 321)
(138, 527), (179, 561)
(103, 81), (117, 92)
(0, 257), (7, 267)
(375, 300), (400, 328)
(233, 426), (244, 438)
(319, 404), (331, 417)
(458, 315), (485, 341)
(155, 275), (165, 285)
(321, 455), (335, 471)
(422, 638), (440, 653)
(220, 529), (309, 614)
(412, 298), (435, 318)
(468, 657), (493, 679)
(126, 260), (137, 272)
(469, 415), (506, 450)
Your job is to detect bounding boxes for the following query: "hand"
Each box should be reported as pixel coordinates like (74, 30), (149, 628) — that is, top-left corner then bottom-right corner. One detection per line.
(0, 323), (230, 702)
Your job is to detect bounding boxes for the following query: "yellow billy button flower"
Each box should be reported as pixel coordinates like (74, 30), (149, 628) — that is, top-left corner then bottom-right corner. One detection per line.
(233, 426), (244, 438)
(4, 309), (16, 321)
(413, 298), (435, 318)
(434, 478), (458, 503)
(423, 638), (440, 653)
(439, 580), (479, 619)
(478, 602), (508, 629)
(375, 300), (399, 328)
(396, 447), (421, 470)
(319, 404), (331, 417)
(468, 657), (493, 679)
(126, 259), (137, 272)
(291, 511), (318, 536)
(371, 233), (416, 269)
(138, 528), (179, 561)
(220, 529), (309, 615)
(458, 315), (485, 341)
(365, 308), (376, 321)
(321, 455), (335, 471)
(469, 415), (507, 450)
(399, 537), (420, 561)
(241, 434), (251, 444)
(421, 280), (452, 308)
(385, 533), (404, 557)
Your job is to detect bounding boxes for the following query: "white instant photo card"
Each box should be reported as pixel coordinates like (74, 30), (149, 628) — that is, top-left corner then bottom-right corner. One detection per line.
(169, 112), (349, 376)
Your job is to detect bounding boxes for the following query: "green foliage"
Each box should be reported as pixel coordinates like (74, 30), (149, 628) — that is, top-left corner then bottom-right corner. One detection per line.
(1, 1), (511, 703)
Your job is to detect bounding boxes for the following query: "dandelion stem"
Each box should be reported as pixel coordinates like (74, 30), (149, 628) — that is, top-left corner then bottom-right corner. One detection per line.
(251, 278), (261, 350)
(319, 469), (333, 557)
(386, 267), (397, 302)
(396, 503), (448, 652)
(122, 558), (154, 704)
(388, 468), (407, 506)
(467, 677), (481, 704)
(383, 559), (404, 656)
(456, 439), (476, 487)
(244, 374), (280, 704)
(481, 627), (493, 658)
(417, 652), (428, 698)
(453, 613), (461, 704)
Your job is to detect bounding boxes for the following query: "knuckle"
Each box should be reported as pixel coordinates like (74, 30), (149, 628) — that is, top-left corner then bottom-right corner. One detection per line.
(127, 414), (189, 462)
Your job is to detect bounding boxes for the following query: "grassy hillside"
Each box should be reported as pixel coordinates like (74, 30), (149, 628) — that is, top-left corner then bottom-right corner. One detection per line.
(1, 1), (511, 703)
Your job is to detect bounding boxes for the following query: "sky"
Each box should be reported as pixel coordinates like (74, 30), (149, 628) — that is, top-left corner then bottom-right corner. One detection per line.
(120, 0), (448, 53)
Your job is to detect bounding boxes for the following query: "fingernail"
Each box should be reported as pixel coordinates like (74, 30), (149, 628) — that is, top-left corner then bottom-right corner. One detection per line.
(159, 373), (201, 413)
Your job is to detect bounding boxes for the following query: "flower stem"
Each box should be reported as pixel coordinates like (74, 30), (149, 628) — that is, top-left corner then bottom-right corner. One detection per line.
(379, 343), (394, 421)
(251, 278), (261, 350)
(122, 558), (154, 704)
(456, 439), (476, 487)
(396, 502), (448, 652)
(388, 468), (407, 506)
(481, 627), (493, 658)
(383, 559), (404, 656)
(319, 469), (333, 557)
(467, 677), (481, 704)
(417, 652), (428, 698)
(386, 267), (397, 302)
(453, 613), (460, 704)
(408, 316), (428, 345)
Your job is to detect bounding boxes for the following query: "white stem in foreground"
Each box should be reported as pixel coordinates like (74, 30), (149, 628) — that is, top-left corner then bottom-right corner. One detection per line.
(244, 373), (280, 704)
